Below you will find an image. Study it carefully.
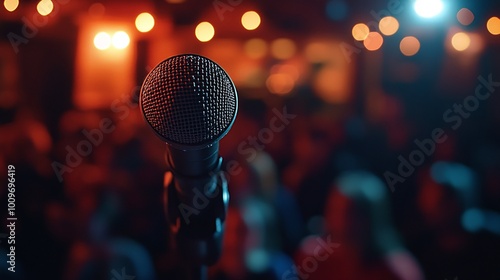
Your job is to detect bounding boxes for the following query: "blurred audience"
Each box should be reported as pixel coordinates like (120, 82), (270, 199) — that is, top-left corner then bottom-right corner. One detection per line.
(294, 171), (424, 280)
(0, 72), (499, 280)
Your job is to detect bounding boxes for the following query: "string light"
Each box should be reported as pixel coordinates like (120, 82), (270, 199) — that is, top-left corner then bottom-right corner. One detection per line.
(195, 22), (215, 42)
(135, 12), (155, 33)
(352, 23), (369, 41)
(241, 11), (261, 30)
(379, 16), (399, 36)
(4, 0), (19, 12)
(37, 0), (54, 16)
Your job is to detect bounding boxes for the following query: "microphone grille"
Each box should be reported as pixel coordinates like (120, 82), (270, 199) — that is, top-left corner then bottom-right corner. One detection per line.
(140, 54), (238, 148)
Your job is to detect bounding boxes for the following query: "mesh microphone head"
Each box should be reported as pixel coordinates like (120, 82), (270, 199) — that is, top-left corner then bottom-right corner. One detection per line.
(140, 54), (238, 149)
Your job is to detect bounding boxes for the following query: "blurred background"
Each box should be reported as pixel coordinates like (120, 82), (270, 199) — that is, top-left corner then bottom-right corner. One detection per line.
(1, 0), (500, 279)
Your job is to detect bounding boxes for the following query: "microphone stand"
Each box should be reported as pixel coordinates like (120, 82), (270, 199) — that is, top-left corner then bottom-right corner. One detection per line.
(163, 156), (229, 280)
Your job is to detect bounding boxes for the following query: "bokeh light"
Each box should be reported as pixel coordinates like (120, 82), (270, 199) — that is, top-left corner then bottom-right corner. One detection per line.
(195, 21), (215, 42)
(352, 23), (369, 41)
(414, 0), (444, 18)
(266, 73), (295, 95)
(487, 17), (500, 35)
(451, 32), (471, 51)
(363, 32), (383, 51)
(112, 31), (130, 49)
(37, 0), (54, 16)
(241, 11), (261, 30)
(244, 38), (268, 59)
(379, 16), (399, 36)
(270, 38), (296, 60)
(305, 42), (331, 63)
(313, 64), (351, 104)
(135, 12), (155, 33)
(4, 0), (19, 12)
(400, 36), (420, 56)
(457, 8), (474, 26)
(94, 32), (111, 50)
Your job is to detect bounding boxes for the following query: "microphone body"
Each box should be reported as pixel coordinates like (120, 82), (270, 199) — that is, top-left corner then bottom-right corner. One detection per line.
(140, 54), (238, 269)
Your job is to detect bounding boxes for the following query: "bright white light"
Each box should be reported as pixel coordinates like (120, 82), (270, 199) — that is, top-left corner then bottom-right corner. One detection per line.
(414, 0), (444, 18)
(112, 31), (130, 49)
(94, 32), (111, 50)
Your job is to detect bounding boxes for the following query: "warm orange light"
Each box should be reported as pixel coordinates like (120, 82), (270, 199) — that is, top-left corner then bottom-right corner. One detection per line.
(135, 12), (155, 33)
(94, 32), (111, 50)
(195, 21), (215, 42)
(270, 38), (296, 59)
(266, 73), (295, 95)
(305, 42), (331, 63)
(241, 11), (261, 30)
(457, 8), (474, 26)
(400, 36), (420, 56)
(379, 16), (399, 36)
(451, 32), (470, 51)
(112, 31), (130, 49)
(244, 38), (267, 59)
(4, 0), (19, 12)
(487, 17), (500, 35)
(37, 0), (54, 16)
(352, 23), (369, 41)
(313, 64), (351, 104)
(363, 32), (383, 51)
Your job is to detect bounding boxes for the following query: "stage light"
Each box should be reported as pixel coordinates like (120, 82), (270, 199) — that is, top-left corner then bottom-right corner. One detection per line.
(363, 32), (383, 51)
(487, 17), (500, 35)
(4, 0), (19, 12)
(37, 0), (54, 16)
(241, 11), (261, 30)
(244, 38), (268, 59)
(352, 23), (369, 41)
(270, 38), (296, 60)
(135, 12), (155, 33)
(457, 8), (474, 26)
(195, 21), (215, 42)
(112, 31), (130, 49)
(413, 0), (443, 18)
(379, 16), (399, 36)
(400, 36), (420, 56)
(94, 32), (111, 50)
(451, 32), (470, 51)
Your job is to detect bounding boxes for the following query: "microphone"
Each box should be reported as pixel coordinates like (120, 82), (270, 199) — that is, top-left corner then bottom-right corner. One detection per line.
(140, 54), (238, 176)
(139, 54), (238, 272)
